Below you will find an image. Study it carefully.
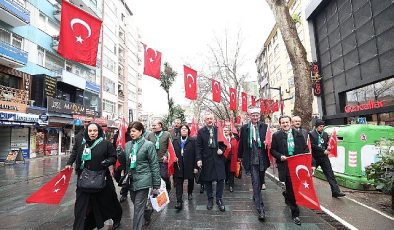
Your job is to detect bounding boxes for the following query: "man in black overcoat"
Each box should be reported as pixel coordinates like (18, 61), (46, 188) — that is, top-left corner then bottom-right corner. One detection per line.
(196, 113), (226, 212)
(237, 107), (270, 221)
(271, 115), (309, 225)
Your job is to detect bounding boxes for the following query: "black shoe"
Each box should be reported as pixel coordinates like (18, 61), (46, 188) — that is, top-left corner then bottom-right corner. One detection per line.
(119, 195), (127, 203)
(229, 186), (233, 192)
(188, 194), (193, 200)
(113, 221), (121, 229)
(200, 185), (205, 194)
(207, 199), (213, 210)
(258, 211), (266, 221)
(332, 192), (346, 198)
(216, 199), (225, 212)
(175, 201), (183, 210)
(293, 217), (301, 225)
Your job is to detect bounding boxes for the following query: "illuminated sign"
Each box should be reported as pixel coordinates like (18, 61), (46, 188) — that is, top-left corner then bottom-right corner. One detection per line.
(344, 100), (384, 113)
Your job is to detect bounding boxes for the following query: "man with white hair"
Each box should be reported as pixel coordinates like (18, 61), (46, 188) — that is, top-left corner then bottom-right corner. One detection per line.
(196, 113), (227, 212)
(238, 107), (270, 221)
(292, 116), (308, 141)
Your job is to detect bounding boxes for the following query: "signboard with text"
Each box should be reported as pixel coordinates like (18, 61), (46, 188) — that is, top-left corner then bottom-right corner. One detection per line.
(47, 97), (95, 116)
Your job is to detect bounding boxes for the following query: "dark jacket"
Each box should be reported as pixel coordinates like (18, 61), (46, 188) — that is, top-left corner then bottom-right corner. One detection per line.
(195, 126), (226, 182)
(173, 137), (196, 179)
(309, 129), (329, 159)
(237, 122), (270, 172)
(295, 127), (308, 141)
(271, 128), (309, 182)
(119, 138), (161, 191)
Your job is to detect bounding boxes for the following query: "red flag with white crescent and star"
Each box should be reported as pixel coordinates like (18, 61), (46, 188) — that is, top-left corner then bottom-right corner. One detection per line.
(229, 87), (237, 111)
(143, 43), (162, 79)
(251, 95), (256, 106)
(190, 118), (198, 137)
(167, 140), (177, 177)
(287, 154), (321, 210)
(212, 79), (221, 102)
(58, 0), (102, 66)
(184, 65), (197, 100)
(241, 92), (247, 112)
(26, 168), (72, 205)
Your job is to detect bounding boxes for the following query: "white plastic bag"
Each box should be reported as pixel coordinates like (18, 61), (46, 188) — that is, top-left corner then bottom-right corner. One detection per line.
(149, 179), (169, 212)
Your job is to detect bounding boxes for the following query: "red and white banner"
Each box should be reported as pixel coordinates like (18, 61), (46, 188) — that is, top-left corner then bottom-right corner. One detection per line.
(58, 0), (102, 66)
(287, 154), (321, 211)
(229, 87), (237, 111)
(241, 92), (247, 112)
(26, 168), (72, 205)
(184, 65), (197, 100)
(143, 43), (162, 79)
(212, 79), (221, 102)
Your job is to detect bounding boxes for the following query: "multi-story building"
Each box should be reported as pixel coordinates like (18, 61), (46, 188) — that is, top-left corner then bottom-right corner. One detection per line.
(256, 0), (320, 123)
(0, 0), (141, 160)
(305, 0), (394, 126)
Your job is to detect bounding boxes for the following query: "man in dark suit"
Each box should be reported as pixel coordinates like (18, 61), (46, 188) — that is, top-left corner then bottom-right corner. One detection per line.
(271, 115), (310, 225)
(309, 119), (345, 198)
(292, 116), (308, 141)
(196, 113), (226, 212)
(237, 107), (270, 221)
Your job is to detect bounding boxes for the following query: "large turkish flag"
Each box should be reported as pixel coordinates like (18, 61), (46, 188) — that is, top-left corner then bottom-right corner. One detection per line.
(26, 168), (72, 205)
(241, 92), (247, 112)
(287, 154), (321, 210)
(58, 0), (102, 66)
(229, 87), (237, 111)
(212, 79), (221, 102)
(143, 43), (162, 79)
(184, 65), (197, 100)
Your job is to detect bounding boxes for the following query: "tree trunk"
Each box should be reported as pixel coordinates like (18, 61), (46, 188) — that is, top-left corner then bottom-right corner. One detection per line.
(265, 0), (313, 124)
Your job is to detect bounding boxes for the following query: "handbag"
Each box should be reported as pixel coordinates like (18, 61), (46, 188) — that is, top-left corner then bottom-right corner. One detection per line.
(194, 168), (202, 184)
(235, 161), (242, 179)
(118, 171), (132, 187)
(77, 168), (107, 193)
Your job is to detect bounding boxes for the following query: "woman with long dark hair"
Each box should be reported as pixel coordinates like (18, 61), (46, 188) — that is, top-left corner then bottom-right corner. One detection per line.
(65, 122), (122, 230)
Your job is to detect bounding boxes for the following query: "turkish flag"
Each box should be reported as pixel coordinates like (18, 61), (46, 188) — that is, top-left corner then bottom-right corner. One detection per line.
(266, 100), (271, 113)
(287, 154), (321, 211)
(58, 0), (102, 66)
(184, 65), (197, 100)
(328, 129), (338, 157)
(272, 100), (279, 112)
(260, 98), (266, 113)
(143, 43), (162, 79)
(26, 168), (72, 205)
(265, 127), (275, 173)
(167, 140), (176, 177)
(229, 87), (237, 110)
(212, 80), (221, 102)
(241, 92), (247, 112)
(251, 96), (256, 106)
(190, 118), (198, 137)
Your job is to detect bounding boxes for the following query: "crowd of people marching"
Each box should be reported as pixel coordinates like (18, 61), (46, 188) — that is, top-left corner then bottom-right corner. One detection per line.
(64, 107), (345, 230)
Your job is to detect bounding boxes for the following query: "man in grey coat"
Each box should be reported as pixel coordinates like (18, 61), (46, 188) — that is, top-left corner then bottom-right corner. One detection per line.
(292, 116), (308, 141)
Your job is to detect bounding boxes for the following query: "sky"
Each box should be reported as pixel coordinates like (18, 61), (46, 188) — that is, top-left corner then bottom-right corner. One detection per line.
(131, 0), (275, 115)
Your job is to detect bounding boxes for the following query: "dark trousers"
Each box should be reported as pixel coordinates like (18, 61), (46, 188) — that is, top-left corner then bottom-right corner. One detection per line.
(285, 173), (300, 218)
(205, 179), (224, 201)
(225, 159), (235, 187)
(159, 162), (171, 192)
(251, 165), (265, 213)
(130, 188), (149, 230)
(175, 177), (194, 202)
(315, 156), (341, 194)
(114, 167), (128, 196)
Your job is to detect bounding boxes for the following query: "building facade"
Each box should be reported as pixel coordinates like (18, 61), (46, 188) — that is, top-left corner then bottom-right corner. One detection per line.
(256, 0), (320, 124)
(306, 0), (394, 126)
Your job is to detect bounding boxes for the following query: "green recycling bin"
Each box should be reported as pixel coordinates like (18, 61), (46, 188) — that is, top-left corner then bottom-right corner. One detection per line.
(314, 124), (394, 190)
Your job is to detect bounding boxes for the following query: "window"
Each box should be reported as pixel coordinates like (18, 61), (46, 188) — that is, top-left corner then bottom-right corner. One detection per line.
(104, 77), (115, 94)
(103, 55), (116, 72)
(45, 51), (64, 71)
(12, 34), (23, 49)
(37, 47), (44, 66)
(0, 28), (11, 43)
(345, 78), (394, 107)
(0, 73), (20, 89)
(103, 99), (116, 113)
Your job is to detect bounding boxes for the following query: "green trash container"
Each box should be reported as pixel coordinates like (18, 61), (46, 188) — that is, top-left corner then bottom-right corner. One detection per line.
(314, 124), (394, 190)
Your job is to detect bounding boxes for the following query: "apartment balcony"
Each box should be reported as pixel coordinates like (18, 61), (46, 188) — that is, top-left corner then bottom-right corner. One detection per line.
(118, 90), (125, 101)
(0, 85), (28, 104)
(0, 0), (30, 26)
(0, 40), (28, 68)
(52, 36), (59, 50)
(118, 73), (125, 82)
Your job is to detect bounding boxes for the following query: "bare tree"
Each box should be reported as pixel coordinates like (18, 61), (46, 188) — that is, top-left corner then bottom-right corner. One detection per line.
(265, 0), (313, 124)
(192, 30), (248, 122)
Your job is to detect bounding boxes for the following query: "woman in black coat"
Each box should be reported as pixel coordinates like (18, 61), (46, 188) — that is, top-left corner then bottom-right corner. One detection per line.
(173, 124), (196, 209)
(65, 123), (122, 230)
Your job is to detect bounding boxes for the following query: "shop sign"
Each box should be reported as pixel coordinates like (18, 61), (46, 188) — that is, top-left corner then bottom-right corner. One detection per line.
(39, 113), (49, 122)
(344, 100), (384, 113)
(311, 63), (322, 96)
(47, 97), (95, 116)
(0, 100), (27, 113)
(0, 112), (39, 123)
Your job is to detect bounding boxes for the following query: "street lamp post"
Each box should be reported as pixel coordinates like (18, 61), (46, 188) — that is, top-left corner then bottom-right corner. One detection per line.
(269, 86), (293, 116)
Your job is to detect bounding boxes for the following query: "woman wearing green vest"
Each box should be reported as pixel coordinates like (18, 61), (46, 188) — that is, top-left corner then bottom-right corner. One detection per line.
(118, 121), (161, 230)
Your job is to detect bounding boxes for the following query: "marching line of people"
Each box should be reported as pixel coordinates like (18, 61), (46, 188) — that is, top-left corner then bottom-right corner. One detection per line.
(64, 107), (345, 229)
